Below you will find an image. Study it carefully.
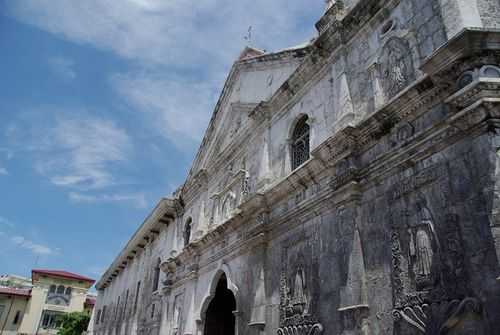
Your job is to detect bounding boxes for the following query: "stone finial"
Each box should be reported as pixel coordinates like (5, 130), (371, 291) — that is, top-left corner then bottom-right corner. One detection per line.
(339, 229), (369, 311)
(249, 267), (266, 328)
(335, 72), (355, 130)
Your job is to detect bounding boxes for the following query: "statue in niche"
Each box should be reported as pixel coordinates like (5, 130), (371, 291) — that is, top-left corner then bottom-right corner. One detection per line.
(378, 37), (415, 99)
(291, 267), (308, 315)
(408, 199), (439, 290)
(415, 228), (433, 277)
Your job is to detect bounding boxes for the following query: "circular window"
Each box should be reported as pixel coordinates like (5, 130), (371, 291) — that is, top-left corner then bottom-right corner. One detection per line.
(480, 65), (500, 78)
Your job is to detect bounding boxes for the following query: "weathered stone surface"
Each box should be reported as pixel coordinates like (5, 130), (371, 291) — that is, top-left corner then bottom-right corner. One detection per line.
(91, 1), (500, 335)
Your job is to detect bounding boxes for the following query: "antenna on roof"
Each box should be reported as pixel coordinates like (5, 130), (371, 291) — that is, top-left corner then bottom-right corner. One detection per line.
(244, 26), (252, 45)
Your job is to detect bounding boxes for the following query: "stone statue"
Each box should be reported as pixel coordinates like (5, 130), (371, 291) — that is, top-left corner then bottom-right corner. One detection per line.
(415, 228), (433, 277)
(292, 268), (307, 312)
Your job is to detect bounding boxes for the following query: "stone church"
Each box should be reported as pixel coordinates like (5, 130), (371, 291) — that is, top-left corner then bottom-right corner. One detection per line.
(91, 1), (500, 334)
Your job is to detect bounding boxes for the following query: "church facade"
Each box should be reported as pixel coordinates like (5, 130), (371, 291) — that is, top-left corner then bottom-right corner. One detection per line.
(91, 1), (500, 334)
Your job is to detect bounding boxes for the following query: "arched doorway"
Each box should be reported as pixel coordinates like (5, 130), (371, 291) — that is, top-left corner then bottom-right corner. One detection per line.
(204, 274), (236, 335)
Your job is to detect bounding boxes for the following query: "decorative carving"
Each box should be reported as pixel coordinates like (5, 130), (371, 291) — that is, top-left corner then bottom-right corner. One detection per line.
(393, 297), (485, 334)
(390, 192), (484, 333)
(378, 37), (415, 99)
(278, 234), (323, 335)
(277, 323), (324, 335)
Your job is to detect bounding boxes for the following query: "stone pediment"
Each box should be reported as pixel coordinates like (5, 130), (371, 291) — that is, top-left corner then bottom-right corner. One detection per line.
(188, 46), (310, 176)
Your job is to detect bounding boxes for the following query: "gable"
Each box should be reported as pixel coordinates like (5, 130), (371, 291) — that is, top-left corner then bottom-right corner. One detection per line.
(188, 49), (309, 179)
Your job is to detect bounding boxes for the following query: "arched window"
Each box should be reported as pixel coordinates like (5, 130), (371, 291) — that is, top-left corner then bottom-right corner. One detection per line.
(57, 285), (65, 295)
(152, 258), (161, 292)
(291, 115), (310, 170)
(49, 285), (56, 294)
(184, 218), (192, 247)
(65, 287), (72, 296)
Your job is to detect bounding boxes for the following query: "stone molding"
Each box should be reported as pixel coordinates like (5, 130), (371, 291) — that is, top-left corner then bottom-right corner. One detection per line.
(96, 198), (178, 289)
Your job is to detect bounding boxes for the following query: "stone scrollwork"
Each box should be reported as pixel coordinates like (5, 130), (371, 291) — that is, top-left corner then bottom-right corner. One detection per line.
(392, 297), (484, 334)
(277, 323), (324, 335)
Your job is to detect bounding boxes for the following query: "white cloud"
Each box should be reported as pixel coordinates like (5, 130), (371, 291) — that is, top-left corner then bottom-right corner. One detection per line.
(11, 235), (57, 256)
(0, 167), (8, 175)
(6, 1), (322, 148)
(29, 115), (132, 190)
(111, 73), (217, 148)
(7, 0), (321, 68)
(69, 191), (148, 209)
(48, 56), (76, 80)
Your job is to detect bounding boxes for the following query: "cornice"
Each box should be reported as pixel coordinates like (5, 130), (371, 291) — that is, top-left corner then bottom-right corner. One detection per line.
(96, 198), (178, 290)
(421, 29), (500, 77)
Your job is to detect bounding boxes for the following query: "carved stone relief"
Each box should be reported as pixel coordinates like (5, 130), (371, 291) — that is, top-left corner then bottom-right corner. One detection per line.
(389, 192), (484, 334)
(278, 233), (323, 335)
(377, 37), (416, 99)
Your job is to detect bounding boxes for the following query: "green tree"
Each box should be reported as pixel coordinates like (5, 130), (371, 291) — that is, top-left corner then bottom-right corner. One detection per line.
(57, 311), (91, 335)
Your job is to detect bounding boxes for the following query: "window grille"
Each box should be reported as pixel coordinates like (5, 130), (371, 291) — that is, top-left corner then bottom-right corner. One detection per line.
(291, 116), (310, 170)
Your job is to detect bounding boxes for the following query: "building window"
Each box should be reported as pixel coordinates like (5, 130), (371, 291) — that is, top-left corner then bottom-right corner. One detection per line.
(47, 284), (71, 306)
(56, 285), (65, 295)
(134, 281), (141, 313)
(152, 258), (161, 292)
(184, 218), (192, 247)
(96, 310), (101, 325)
(291, 115), (310, 170)
(151, 304), (155, 319)
(13, 311), (21, 325)
(41, 310), (64, 329)
(102, 306), (107, 322)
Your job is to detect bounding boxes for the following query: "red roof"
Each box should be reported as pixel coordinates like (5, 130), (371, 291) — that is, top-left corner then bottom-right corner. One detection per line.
(32, 270), (95, 284)
(0, 287), (31, 297)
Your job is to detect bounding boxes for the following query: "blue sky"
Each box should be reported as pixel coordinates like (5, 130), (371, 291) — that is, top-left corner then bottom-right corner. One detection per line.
(0, 0), (323, 283)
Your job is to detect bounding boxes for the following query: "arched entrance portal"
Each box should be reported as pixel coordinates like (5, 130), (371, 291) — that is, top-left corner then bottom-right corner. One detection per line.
(204, 274), (236, 335)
